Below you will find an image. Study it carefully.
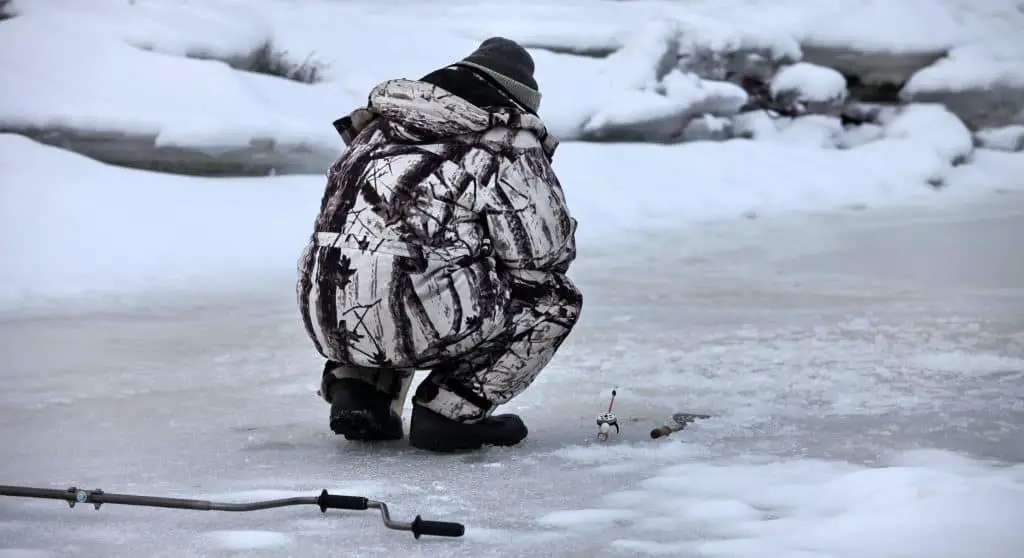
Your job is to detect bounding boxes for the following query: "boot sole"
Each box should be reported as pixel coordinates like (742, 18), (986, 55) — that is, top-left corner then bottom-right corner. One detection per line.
(409, 429), (527, 452)
(330, 409), (404, 441)
(408, 433), (484, 453)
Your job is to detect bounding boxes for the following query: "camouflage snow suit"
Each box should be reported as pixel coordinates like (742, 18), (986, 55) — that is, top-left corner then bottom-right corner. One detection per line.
(296, 79), (582, 422)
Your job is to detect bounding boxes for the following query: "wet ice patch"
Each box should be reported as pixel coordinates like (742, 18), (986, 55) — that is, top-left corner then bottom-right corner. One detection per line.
(206, 530), (294, 550)
(537, 508), (640, 530)
(907, 351), (1024, 375)
(463, 527), (565, 545)
(553, 439), (701, 466)
(199, 480), (390, 503)
(608, 539), (697, 556)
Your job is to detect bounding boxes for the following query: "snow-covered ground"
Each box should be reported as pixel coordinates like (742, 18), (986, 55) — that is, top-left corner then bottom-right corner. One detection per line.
(2, 1), (1024, 556)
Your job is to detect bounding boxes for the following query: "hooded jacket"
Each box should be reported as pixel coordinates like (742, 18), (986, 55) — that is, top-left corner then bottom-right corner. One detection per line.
(297, 79), (577, 368)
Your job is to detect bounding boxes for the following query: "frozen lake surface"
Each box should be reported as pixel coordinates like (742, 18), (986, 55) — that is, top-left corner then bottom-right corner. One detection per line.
(2, 193), (1023, 558)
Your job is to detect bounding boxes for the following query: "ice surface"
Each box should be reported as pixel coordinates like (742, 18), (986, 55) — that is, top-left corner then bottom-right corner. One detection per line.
(2, 195), (1023, 557)
(3, 2), (1024, 557)
(206, 530), (294, 550)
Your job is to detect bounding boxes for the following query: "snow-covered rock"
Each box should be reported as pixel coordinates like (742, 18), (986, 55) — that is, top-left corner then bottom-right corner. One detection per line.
(900, 43), (1024, 130)
(681, 115), (734, 142)
(581, 71), (748, 143)
(801, 44), (945, 87)
(838, 123), (885, 149)
(731, 111), (781, 140)
(790, 0), (1017, 87)
(883, 104), (974, 166)
(773, 115), (845, 149)
(575, 18), (788, 143)
(974, 125), (1024, 153)
(840, 102), (902, 127)
(672, 14), (801, 82)
(769, 62), (848, 116)
(599, 20), (682, 90)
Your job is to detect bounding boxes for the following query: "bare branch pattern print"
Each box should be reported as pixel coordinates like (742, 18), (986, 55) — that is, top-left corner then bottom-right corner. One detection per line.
(297, 80), (581, 421)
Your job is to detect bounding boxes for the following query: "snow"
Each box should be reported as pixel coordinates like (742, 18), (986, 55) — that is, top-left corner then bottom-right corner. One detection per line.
(581, 71), (748, 140)
(12, 0), (272, 62)
(2, 1), (1024, 557)
(4, 0), (1024, 152)
(883, 104), (975, 164)
(903, 41), (1024, 94)
(770, 62), (848, 104)
(791, 0), (1023, 53)
(8, 128), (1021, 308)
(0, 15), (341, 151)
(773, 115), (845, 148)
(975, 125), (1024, 152)
(0, 134), (320, 306)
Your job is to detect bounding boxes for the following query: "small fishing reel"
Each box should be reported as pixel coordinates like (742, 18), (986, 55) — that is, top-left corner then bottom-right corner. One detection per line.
(596, 412), (619, 441)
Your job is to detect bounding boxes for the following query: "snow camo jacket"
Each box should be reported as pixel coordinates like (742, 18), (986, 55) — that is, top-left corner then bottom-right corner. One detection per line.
(297, 79), (577, 369)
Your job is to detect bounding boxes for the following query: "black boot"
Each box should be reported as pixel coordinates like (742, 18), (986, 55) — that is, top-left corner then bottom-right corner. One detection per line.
(327, 378), (404, 441)
(408, 403), (528, 452)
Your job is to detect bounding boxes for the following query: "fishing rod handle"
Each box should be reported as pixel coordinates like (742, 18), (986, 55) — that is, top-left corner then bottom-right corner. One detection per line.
(411, 515), (466, 538)
(650, 425), (677, 439)
(317, 490), (368, 512)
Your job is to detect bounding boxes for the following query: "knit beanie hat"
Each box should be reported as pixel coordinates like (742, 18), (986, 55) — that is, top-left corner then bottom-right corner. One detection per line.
(453, 37), (542, 113)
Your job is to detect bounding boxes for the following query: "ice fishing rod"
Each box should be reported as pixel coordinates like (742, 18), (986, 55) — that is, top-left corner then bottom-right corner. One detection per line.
(0, 484), (464, 539)
(596, 388), (620, 441)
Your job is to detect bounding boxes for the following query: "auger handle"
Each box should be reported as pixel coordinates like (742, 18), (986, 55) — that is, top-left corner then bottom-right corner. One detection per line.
(411, 515), (466, 538)
(317, 490), (368, 512)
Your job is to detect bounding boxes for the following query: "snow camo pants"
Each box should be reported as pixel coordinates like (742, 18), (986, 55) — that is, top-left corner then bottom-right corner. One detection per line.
(302, 245), (582, 422)
(412, 271), (582, 421)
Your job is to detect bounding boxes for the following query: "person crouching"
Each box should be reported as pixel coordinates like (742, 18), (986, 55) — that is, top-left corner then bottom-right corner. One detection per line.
(296, 38), (582, 452)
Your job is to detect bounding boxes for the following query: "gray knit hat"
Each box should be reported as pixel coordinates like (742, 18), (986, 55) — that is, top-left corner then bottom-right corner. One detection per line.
(454, 37), (542, 113)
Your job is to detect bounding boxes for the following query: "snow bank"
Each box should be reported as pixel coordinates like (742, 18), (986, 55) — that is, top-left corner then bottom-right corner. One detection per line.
(13, 0), (272, 63)
(4, 0), (1024, 165)
(0, 134), (322, 306)
(0, 14), (343, 175)
(587, 449), (1024, 558)
(6, 129), (1018, 309)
